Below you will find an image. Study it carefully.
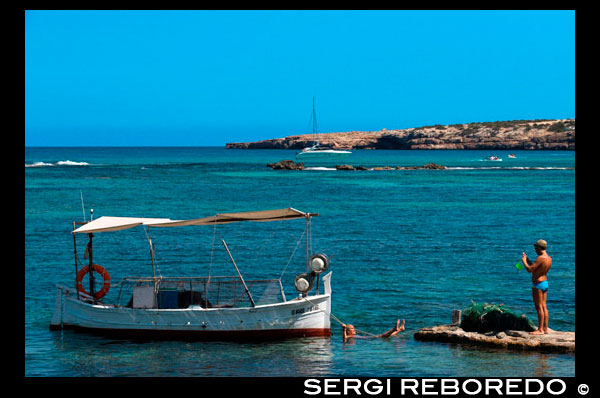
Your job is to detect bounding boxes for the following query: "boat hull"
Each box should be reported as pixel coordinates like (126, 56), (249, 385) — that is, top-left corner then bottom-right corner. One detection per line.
(50, 274), (332, 341)
(50, 324), (330, 340)
(296, 150), (351, 160)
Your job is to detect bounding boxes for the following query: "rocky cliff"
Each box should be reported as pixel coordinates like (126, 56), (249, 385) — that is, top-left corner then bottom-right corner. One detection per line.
(226, 119), (575, 150)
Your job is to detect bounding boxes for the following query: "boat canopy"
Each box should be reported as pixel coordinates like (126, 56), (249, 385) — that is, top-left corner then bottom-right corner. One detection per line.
(72, 208), (316, 234)
(72, 217), (179, 234)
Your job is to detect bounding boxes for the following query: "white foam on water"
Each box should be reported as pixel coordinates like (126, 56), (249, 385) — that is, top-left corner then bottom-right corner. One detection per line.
(25, 162), (54, 168)
(55, 160), (90, 166)
(26, 160), (90, 167)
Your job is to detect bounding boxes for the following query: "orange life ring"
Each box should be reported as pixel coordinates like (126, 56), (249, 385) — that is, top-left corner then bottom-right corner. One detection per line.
(76, 264), (111, 300)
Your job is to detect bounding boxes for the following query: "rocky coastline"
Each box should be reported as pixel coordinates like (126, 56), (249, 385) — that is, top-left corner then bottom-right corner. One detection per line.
(227, 119), (575, 150)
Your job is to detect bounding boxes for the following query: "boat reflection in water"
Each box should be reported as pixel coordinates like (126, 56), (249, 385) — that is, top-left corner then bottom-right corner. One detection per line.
(50, 331), (334, 376)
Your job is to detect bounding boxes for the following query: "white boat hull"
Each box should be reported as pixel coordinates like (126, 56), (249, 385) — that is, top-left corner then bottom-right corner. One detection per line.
(296, 150), (352, 159)
(50, 273), (332, 340)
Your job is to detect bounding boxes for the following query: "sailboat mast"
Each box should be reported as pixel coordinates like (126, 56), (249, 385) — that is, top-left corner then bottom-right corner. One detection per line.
(312, 96), (319, 145)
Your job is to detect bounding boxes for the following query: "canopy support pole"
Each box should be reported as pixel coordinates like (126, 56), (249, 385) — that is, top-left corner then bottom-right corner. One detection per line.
(146, 227), (157, 280)
(306, 216), (310, 272)
(306, 215), (319, 295)
(87, 233), (95, 302)
(221, 239), (255, 307)
(146, 226), (159, 295)
(72, 222), (80, 300)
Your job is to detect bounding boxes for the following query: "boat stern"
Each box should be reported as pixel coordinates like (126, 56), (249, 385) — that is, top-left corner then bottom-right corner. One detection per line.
(49, 286), (64, 331)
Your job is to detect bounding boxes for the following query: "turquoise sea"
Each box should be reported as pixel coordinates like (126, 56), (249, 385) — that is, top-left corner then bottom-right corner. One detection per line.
(25, 147), (575, 377)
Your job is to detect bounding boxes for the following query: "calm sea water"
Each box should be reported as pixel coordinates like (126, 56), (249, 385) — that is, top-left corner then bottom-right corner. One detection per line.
(25, 147), (575, 377)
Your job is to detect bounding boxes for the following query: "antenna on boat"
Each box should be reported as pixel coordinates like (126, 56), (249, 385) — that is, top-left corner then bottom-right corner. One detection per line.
(79, 197), (97, 301)
(80, 190), (87, 222)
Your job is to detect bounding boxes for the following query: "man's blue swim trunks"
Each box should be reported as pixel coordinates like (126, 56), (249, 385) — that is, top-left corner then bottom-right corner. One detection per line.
(533, 280), (549, 292)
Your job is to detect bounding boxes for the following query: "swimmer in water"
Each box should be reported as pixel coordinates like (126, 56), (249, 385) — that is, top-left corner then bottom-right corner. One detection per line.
(342, 319), (405, 342)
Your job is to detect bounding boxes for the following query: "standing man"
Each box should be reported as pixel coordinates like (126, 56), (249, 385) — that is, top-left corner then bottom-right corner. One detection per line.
(521, 239), (552, 335)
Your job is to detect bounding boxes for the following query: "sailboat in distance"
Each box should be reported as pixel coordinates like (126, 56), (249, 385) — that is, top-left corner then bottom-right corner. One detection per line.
(296, 97), (352, 160)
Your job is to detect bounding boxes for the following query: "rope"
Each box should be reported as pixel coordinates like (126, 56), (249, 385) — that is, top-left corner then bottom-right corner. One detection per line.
(303, 296), (378, 337)
(351, 327), (378, 337)
(251, 229), (276, 263)
(279, 229), (306, 279)
(75, 252), (84, 268)
(208, 223), (217, 284)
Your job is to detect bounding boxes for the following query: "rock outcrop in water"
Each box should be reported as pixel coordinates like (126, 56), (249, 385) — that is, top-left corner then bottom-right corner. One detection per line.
(332, 163), (447, 171)
(267, 161), (447, 170)
(266, 160), (305, 170)
(414, 325), (574, 353)
(227, 119), (575, 150)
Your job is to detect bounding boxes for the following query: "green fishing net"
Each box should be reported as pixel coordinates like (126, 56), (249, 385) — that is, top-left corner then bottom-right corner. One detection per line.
(460, 302), (536, 332)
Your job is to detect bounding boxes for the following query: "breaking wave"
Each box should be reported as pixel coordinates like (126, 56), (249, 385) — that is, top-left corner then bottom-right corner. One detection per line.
(25, 160), (90, 168)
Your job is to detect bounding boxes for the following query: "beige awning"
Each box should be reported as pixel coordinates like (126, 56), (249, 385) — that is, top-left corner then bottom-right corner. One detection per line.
(72, 208), (316, 234)
(145, 208), (314, 228)
(72, 217), (179, 234)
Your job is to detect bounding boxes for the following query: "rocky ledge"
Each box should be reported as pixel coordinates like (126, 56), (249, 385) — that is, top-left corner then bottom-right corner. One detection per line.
(227, 119), (575, 150)
(266, 160), (305, 170)
(337, 163), (446, 171)
(266, 161), (447, 170)
(414, 325), (574, 353)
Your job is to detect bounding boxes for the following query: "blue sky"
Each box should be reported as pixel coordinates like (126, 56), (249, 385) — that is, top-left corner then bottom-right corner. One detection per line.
(25, 10), (575, 146)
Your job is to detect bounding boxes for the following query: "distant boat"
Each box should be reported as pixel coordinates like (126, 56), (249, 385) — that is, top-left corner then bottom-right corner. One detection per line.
(484, 156), (502, 161)
(296, 97), (352, 160)
(508, 154), (516, 158)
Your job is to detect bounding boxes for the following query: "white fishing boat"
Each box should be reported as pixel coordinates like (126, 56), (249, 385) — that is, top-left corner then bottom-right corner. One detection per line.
(49, 208), (332, 340)
(296, 97), (352, 160)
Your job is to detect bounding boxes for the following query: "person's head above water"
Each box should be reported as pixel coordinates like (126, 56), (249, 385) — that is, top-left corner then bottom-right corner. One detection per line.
(344, 324), (356, 336)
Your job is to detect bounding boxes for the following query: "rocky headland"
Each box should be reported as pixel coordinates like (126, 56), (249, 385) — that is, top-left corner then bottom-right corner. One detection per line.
(227, 119), (575, 150)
